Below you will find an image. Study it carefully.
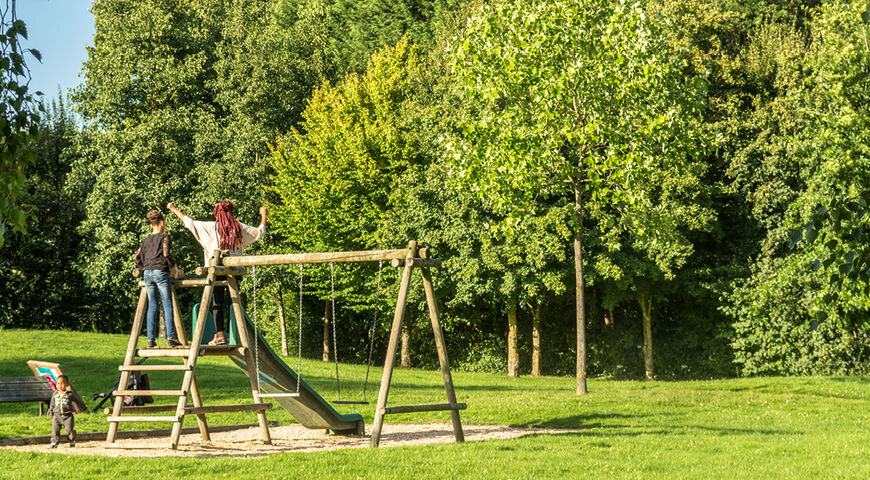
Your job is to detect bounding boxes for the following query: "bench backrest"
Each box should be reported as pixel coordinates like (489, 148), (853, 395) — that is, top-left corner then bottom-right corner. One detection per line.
(0, 376), (53, 403)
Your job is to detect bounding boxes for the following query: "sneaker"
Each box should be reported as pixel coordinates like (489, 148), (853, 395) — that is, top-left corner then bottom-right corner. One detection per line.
(167, 338), (182, 347)
(147, 340), (156, 348)
(49, 443), (57, 448)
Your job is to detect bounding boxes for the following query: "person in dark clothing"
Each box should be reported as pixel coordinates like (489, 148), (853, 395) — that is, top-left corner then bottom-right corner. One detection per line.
(49, 375), (87, 448)
(134, 209), (181, 348)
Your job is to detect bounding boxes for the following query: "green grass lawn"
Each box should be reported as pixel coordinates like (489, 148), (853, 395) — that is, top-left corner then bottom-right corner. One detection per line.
(1, 328), (868, 479)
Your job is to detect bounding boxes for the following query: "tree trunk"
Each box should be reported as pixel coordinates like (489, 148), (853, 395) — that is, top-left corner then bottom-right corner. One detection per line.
(322, 300), (330, 362)
(638, 294), (654, 381)
(277, 289), (288, 356)
(574, 178), (588, 395)
(531, 302), (542, 377)
(401, 320), (411, 367)
(507, 306), (519, 377)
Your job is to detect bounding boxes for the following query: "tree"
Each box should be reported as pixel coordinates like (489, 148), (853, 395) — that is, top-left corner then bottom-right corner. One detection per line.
(0, 0), (41, 247)
(450, 0), (707, 392)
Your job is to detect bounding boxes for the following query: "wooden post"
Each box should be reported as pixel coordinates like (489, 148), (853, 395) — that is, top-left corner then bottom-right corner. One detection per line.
(188, 373), (210, 441)
(227, 275), (272, 445)
(370, 241), (417, 447)
(106, 287), (148, 444)
(171, 284), (188, 345)
(169, 251), (219, 449)
(420, 267), (464, 443)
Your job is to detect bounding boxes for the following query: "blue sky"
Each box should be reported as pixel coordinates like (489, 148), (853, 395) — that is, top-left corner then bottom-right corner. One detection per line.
(18, 0), (95, 102)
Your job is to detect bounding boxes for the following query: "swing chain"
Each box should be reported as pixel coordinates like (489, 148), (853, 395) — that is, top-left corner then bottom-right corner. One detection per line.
(253, 265), (260, 392)
(362, 260), (383, 402)
(296, 264), (303, 394)
(330, 262), (340, 402)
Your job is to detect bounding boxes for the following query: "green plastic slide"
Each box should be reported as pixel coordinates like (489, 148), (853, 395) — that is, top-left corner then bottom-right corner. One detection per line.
(193, 304), (365, 435)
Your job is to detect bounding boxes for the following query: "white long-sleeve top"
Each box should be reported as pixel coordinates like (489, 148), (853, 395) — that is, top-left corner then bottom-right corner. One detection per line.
(182, 215), (266, 266)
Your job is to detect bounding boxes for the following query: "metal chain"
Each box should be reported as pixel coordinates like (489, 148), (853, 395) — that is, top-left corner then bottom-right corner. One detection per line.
(361, 260), (383, 402)
(330, 262), (340, 402)
(296, 264), (303, 394)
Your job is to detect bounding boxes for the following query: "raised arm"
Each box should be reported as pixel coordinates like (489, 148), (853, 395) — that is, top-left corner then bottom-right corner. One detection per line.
(167, 202), (185, 221)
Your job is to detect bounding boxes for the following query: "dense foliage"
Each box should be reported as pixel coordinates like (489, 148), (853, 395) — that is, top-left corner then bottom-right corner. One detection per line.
(3, 0), (870, 380)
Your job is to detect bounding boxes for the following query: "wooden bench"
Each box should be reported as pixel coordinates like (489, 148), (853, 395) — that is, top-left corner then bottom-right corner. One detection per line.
(0, 376), (53, 415)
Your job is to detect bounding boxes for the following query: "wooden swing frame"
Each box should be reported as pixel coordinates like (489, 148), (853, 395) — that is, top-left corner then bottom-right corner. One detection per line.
(106, 240), (464, 449)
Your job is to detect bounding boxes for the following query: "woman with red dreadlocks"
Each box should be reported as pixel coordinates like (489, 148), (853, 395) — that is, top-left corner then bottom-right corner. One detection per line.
(167, 201), (267, 345)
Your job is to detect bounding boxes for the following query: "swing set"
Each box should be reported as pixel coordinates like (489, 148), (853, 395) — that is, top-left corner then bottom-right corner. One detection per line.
(250, 259), (382, 405)
(106, 241), (465, 449)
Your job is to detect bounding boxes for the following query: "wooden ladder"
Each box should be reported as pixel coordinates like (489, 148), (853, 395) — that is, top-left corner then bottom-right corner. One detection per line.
(106, 253), (272, 449)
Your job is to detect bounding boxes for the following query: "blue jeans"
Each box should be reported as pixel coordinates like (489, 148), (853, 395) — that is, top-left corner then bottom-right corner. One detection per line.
(144, 270), (176, 342)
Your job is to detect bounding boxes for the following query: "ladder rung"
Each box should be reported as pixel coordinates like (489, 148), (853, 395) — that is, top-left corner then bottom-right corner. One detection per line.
(258, 393), (300, 398)
(104, 405), (177, 415)
(136, 346), (246, 357)
(184, 403), (273, 414)
(107, 415), (181, 422)
(113, 389), (185, 397)
(119, 364), (191, 371)
(380, 403), (467, 415)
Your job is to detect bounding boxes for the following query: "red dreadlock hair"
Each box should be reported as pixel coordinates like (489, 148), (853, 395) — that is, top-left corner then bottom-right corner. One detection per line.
(213, 201), (243, 250)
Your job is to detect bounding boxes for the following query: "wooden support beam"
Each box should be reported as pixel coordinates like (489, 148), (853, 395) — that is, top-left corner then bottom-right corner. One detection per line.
(119, 364), (190, 371)
(138, 279), (229, 288)
(220, 248), (410, 267)
(107, 287), (148, 444)
(380, 403), (467, 415)
(389, 258), (442, 268)
(135, 346), (246, 358)
(113, 390), (185, 397)
(194, 266), (247, 276)
(106, 416), (180, 423)
(422, 267), (465, 443)
(132, 268), (184, 279)
(170, 284), (188, 345)
(103, 403), (272, 415)
(371, 241), (417, 448)
(228, 275), (272, 445)
(183, 403), (273, 415)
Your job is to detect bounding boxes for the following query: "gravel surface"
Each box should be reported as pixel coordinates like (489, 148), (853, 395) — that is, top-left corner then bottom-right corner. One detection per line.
(6, 423), (581, 458)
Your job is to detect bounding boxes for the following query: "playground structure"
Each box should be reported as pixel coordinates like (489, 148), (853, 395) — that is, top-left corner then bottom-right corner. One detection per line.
(106, 240), (465, 449)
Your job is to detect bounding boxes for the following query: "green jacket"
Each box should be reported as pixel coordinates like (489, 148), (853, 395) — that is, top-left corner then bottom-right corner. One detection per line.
(49, 389), (87, 417)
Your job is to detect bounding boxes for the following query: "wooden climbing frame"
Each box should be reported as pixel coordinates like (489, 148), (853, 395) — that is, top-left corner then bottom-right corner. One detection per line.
(106, 240), (464, 449)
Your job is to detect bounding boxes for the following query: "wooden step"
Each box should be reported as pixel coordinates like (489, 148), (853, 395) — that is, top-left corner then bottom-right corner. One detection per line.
(105, 403), (273, 415)
(136, 346), (246, 358)
(380, 403), (467, 415)
(107, 415), (181, 423)
(119, 364), (191, 372)
(113, 389), (185, 397)
(184, 403), (273, 415)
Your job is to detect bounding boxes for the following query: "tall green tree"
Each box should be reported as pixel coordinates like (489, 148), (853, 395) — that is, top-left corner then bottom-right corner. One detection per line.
(450, 0), (707, 392)
(0, 0), (41, 247)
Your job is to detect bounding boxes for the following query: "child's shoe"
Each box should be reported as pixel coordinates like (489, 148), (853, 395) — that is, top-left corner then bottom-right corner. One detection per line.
(69, 442), (75, 448)
(208, 333), (226, 346)
(167, 338), (182, 347)
(147, 340), (156, 348)
(49, 443), (57, 448)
